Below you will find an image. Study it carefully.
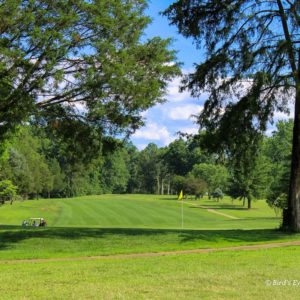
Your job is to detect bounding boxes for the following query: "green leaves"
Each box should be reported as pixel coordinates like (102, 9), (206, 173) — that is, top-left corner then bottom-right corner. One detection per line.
(165, 0), (297, 144)
(191, 163), (228, 194)
(0, 180), (17, 202)
(0, 0), (179, 146)
(265, 120), (293, 211)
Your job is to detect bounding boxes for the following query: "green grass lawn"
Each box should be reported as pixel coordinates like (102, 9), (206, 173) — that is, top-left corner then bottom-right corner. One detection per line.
(1, 247), (300, 299)
(0, 194), (281, 229)
(1, 194), (300, 299)
(0, 194), (299, 260)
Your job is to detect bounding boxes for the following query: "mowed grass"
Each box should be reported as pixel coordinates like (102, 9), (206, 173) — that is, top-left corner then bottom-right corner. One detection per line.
(1, 247), (300, 299)
(1, 194), (300, 299)
(0, 194), (281, 229)
(0, 194), (299, 260)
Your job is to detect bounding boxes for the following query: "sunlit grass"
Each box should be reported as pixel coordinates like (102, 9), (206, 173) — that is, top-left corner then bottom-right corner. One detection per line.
(0, 194), (281, 229)
(0, 195), (298, 261)
(0, 194), (299, 299)
(1, 247), (300, 299)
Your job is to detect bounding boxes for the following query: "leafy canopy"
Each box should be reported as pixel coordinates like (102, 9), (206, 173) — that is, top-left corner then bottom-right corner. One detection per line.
(0, 180), (17, 201)
(191, 163), (228, 194)
(164, 0), (298, 148)
(0, 0), (179, 143)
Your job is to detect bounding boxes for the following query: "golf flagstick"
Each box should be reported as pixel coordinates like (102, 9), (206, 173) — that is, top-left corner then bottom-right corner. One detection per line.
(178, 190), (184, 229)
(181, 197), (183, 229)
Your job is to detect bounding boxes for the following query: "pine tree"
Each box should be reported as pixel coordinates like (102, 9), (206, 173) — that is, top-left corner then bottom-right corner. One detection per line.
(165, 0), (300, 230)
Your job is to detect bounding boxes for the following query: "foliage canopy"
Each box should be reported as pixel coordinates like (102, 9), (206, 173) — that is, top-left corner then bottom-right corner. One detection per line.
(165, 0), (300, 230)
(0, 0), (179, 146)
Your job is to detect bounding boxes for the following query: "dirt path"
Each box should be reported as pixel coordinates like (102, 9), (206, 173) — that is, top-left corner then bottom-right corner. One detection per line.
(183, 202), (239, 219)
(1, 240), (300, 264)
(196, 205), (240, 219)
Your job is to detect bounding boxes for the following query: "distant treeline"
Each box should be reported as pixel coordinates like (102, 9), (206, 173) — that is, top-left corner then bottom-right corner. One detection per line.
(0, 120), (292, 210)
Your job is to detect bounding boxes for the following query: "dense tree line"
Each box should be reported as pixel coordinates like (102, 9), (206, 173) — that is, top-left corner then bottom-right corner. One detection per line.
(0, 120), (293, 213)
(0, 0), (179, 196)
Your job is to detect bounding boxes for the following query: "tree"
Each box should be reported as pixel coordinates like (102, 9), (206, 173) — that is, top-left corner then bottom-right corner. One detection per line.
(165, 1), (300, 230)
(211, 188), (223, 201)
(0, 0), (179, 149)
(265, 120), (293, 212)
(0, 180), (17, 204)
(123, 142), (140, 194)
(65, 160), (102, 196)
(163, 139), (190, 176)
(6, 147), (32, 197)
(101, 148), (130, 194)
(191, 163), (228, 197)
(135, 143), (161, 194)
(172, 175), (186, 196)
(171, 174), (207, 198)
(227, 138), (271, 209)
(184, 175), (207, 199)
(48, 158), (66, 197)
(7, 127), (57, 198)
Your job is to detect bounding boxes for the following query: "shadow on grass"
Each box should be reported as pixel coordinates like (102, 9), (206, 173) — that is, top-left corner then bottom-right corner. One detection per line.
(0, 225), (298, 252)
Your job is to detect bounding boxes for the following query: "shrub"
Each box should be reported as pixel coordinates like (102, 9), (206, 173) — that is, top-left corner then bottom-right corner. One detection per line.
(0, 180), (17, 204)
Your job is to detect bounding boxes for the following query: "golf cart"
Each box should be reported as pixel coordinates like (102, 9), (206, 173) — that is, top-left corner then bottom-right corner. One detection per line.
(22, 218), (47, 227)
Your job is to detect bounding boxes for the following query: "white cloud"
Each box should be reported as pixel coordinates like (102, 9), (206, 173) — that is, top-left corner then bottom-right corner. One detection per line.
(273, 101), (294, 120)
(168, 104), (203, 120)
(273, 111), (291, 120)
(132, 122), (175, 145)
(141, 109), (150, 117)
(265, 129), (274, 137)
(179, 126), (199, 135)
(166, 76), (191, 102)
(135, 143), (148, 150)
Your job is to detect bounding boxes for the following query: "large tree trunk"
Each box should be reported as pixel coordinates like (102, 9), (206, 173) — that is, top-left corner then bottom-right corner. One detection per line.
(161, 179), (164, 195)
(283, 87), (300, 231)
(156, 175), (160, 195)
(247, 197), (251, 209)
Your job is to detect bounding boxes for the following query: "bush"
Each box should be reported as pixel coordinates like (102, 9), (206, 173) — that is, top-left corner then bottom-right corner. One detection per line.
(0, 180), (17, 204)
(267, 193), (288, 216)
(211, 188), (224, 201)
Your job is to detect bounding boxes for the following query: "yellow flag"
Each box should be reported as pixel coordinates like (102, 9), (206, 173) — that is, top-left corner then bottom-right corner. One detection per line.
(178, 190), (183, 201)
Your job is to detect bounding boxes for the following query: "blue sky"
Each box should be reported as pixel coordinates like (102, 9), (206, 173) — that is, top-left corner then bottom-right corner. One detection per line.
(130, 0), (204, 149)
(130, 0), (293, 149)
